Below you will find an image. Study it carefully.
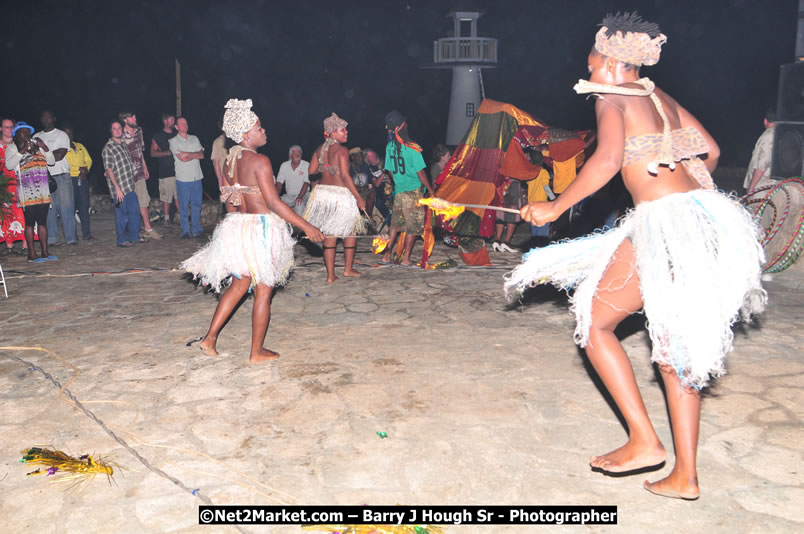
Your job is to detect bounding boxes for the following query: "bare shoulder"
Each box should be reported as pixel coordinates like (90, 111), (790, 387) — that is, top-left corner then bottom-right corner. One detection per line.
(595, 93), (626, 114)
(244, 151), (271, 165)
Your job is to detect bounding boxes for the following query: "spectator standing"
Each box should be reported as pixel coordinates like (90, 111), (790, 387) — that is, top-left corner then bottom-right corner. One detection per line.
(744, 108), (776, 193)
(35, 110), (76, 246)
(7, 122), (54, 262)
(275, 145), (310, 216)
(102, 120), (140, 247)
(1, 118), (28, 254)
(63, 126), (94, 240)
(150, 113), (179, 224)
(429, 144), (450, 188)
(210, 122), (228, 191)
(169, 117), (205, 239)
(120, 112), (160, 239)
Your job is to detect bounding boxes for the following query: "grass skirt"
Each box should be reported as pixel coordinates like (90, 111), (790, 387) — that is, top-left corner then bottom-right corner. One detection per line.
(303, 184), (365, 236)
(180, 212), (295, 292)
(504, 189), (767, 388)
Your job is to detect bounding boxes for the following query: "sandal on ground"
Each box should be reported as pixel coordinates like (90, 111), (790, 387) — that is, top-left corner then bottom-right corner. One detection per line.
(499, 242), (518, 253)
(491, 241), (502, 252)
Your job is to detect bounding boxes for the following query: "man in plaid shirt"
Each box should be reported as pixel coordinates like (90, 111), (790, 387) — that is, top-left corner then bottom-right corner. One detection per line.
(103, 120), (141, 247)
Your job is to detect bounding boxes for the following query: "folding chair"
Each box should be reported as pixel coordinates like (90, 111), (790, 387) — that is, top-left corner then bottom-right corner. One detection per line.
(0, 262), (7, 298)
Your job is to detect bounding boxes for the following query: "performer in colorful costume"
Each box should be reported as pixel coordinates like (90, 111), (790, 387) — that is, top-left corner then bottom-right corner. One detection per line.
(181, 99), (324, 362)
(504, 13), (766, 499)
(304, 113), (367, 283)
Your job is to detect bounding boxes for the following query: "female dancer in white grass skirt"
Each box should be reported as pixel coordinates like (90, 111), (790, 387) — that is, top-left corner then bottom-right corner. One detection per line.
(504, 13), (765, 499)
(181, 99), (324, 362)
(305, 113), (367, 283)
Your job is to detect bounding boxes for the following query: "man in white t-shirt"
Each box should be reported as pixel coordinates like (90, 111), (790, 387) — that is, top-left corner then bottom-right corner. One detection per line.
(35, 110), (77, 246)
(275, 145), (310, 216)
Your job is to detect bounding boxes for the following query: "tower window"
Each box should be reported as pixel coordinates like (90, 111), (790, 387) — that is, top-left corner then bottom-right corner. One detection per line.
(466, 103), (475, 117)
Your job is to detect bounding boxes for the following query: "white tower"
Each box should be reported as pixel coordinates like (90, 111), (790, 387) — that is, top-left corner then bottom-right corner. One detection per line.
(429, 9), (498, 146)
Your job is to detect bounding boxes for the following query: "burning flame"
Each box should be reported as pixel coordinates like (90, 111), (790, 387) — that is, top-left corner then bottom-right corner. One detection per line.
(371, 236), (390, 254)
(419, 198), (465, 221)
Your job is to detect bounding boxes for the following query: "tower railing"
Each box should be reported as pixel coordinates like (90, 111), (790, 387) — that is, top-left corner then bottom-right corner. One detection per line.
(433, 37), (498, 64)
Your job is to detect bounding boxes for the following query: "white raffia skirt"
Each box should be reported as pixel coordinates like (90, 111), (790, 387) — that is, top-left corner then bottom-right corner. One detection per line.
(303, 184), (365, 236)
(180, 212), (295, 292)
(504, 189), (767, 389)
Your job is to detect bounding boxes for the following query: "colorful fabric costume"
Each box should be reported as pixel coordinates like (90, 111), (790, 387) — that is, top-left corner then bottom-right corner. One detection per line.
(505, 79), (766, 389)
(0, 143), (26, 245)
(16, 151), (51, 208)
(426, 99), (592, 266)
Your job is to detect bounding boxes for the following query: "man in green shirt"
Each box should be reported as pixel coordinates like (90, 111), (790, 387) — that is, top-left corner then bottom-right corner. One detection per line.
(381, 111), (434, 266)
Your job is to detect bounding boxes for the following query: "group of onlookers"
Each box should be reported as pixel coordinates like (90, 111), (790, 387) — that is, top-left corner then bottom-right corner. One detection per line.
(1, 107), (456, 262)
(1, 111), (94, 262)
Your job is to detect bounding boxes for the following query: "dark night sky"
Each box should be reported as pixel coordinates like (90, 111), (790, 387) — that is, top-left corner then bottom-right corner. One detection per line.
(2, 0), (797, 188)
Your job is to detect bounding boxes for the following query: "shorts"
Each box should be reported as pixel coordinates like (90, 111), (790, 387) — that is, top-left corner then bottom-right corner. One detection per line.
(135, 179), (151, 208)
(391, 189), (425, 234)
(159, 176), (177, 203)
(23, 203), (50, 227)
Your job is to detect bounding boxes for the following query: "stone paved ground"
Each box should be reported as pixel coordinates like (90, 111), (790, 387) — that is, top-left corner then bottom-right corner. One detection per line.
(0, 213), (801, 533)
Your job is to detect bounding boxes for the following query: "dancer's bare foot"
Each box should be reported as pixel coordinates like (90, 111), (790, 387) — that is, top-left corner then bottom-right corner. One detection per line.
(644, 472), (700, 500)
(343, 268), (361, 277)
(199, 336), (218, 356)
(590, 439), (666, 473)
(249, 348), (280, 363)
(327, 274), (339, 284)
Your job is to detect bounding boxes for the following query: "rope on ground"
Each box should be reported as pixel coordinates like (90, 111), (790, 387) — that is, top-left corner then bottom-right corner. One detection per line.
(1, 346), (209, 504)
(3, 267), (181, 280)
(0, 345), (297, 513)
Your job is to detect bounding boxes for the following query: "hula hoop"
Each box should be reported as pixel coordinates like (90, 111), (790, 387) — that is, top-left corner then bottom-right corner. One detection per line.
(740, 178), (804, 273)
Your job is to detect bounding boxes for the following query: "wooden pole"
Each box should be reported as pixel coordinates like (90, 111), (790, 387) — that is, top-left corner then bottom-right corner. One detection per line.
(175, 59), (182, 117)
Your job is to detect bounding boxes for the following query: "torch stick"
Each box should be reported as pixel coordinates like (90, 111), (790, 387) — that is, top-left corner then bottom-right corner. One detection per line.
(457, 203), (520, 214)
(419, 197), (520, 217)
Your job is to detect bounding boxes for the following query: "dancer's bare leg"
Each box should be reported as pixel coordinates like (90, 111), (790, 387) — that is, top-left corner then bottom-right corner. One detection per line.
(200, 275), (251, 355)
(249, 283), (279, 362)
(323, 237), (338, 283)
(494, 222), (504, 242)
(644, 365), (701, 499)
(587, 240), (666, 473)
(400, 233), (417, 266)
(343, 236), (360, 277)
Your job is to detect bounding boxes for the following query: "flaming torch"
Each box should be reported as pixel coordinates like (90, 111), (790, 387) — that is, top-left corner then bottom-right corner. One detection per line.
(419, 198), (519, 220)
(371, 235), (391, 254)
